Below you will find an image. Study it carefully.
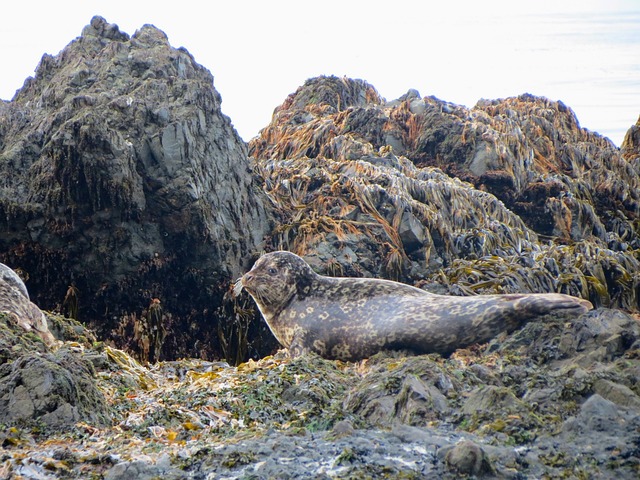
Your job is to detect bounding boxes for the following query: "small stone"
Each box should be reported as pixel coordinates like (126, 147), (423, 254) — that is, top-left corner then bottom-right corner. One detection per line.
(563, 394), (625, 434)
(329, 420), (355, 439)
(462, 385), (520, 415)
(398, 211), (426, 253)
(443, 440), (494, 476)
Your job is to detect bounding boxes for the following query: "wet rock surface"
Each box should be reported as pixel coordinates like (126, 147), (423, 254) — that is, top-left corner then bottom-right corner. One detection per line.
(1, 308), (639, 478)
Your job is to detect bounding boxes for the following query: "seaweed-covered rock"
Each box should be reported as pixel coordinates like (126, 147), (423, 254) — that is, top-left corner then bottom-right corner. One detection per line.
(253, 77), (639, 247)
(0, 312), (50, 366)
(0, 348), (111, 428)
(250, 76), (640, 312)
(344, 354), (452, 427)
(2, 307), (640, 478)
(0, 263), (108, 429)
(490, 307), (640, 364)
(621, 114), (640, 160)
(3, 19), (640, 480)
(0, 17), (273, 361)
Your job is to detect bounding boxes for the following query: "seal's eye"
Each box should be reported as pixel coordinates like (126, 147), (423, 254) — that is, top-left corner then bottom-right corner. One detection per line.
(268, 267), (277, 275)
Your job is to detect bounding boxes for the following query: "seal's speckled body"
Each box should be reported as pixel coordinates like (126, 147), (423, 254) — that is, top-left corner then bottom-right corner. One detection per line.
(235, 251), (593, 361)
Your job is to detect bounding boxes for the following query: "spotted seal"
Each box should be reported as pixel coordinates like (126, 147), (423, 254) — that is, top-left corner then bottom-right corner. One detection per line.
(234, 251), (593, 361)
(0, 262), (56, 347)
(0, 262), (29, 299)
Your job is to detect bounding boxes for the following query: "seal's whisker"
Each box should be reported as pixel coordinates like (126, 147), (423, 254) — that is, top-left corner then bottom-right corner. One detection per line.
(250, 283), (271, 303)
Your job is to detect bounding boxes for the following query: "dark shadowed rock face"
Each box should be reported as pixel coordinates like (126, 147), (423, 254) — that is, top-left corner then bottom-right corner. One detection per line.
(0, 16), (273, 360)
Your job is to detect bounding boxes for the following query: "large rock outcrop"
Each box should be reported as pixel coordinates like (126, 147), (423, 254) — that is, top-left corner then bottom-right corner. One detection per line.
(252, 77), (639, 247)
(0, 262), (110, 429)
(0, 17), (274, 361)
(1, 23), (639, 362)
(1, 22), (640, 480)
(249, 76), (640, 312)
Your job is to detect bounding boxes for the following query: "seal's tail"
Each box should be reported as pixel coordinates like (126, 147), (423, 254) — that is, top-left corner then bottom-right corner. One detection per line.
(521, 293), (593, 316)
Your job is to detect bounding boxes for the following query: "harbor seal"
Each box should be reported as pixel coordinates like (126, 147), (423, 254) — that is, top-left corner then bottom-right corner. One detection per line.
(0, 263), (29, 299)
(234, 251), (593, 361)
(0, 263), (56, 347)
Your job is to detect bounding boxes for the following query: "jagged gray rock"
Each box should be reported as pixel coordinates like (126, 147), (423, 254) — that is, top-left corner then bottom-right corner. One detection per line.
(0, 348), (111, 427)
(0, 16), (273, 360)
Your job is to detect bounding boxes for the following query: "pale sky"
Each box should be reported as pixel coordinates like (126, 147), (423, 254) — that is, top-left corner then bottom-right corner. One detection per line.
(2, 1), (639, 146)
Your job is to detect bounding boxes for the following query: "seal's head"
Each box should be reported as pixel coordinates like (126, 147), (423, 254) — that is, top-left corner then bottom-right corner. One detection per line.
(234, 251), (317, 318)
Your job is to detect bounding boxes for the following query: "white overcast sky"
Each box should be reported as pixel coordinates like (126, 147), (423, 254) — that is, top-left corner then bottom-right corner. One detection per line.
(1, 0), (639, 146)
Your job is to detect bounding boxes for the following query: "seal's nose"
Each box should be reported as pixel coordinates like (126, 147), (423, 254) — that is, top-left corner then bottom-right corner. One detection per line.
(244, 272), (254, 282)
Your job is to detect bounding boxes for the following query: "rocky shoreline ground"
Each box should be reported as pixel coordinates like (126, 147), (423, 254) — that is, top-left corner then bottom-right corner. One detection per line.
(1, 17), (640, 479)
(1, 305), (639, 478)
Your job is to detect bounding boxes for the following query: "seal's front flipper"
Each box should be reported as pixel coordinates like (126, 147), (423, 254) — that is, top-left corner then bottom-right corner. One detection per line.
(288, 331), (312, 358)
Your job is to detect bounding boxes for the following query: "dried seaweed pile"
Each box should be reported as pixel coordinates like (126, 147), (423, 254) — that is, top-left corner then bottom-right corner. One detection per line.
(252, 77), (639, 247)
(250, 76), (640, 311)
